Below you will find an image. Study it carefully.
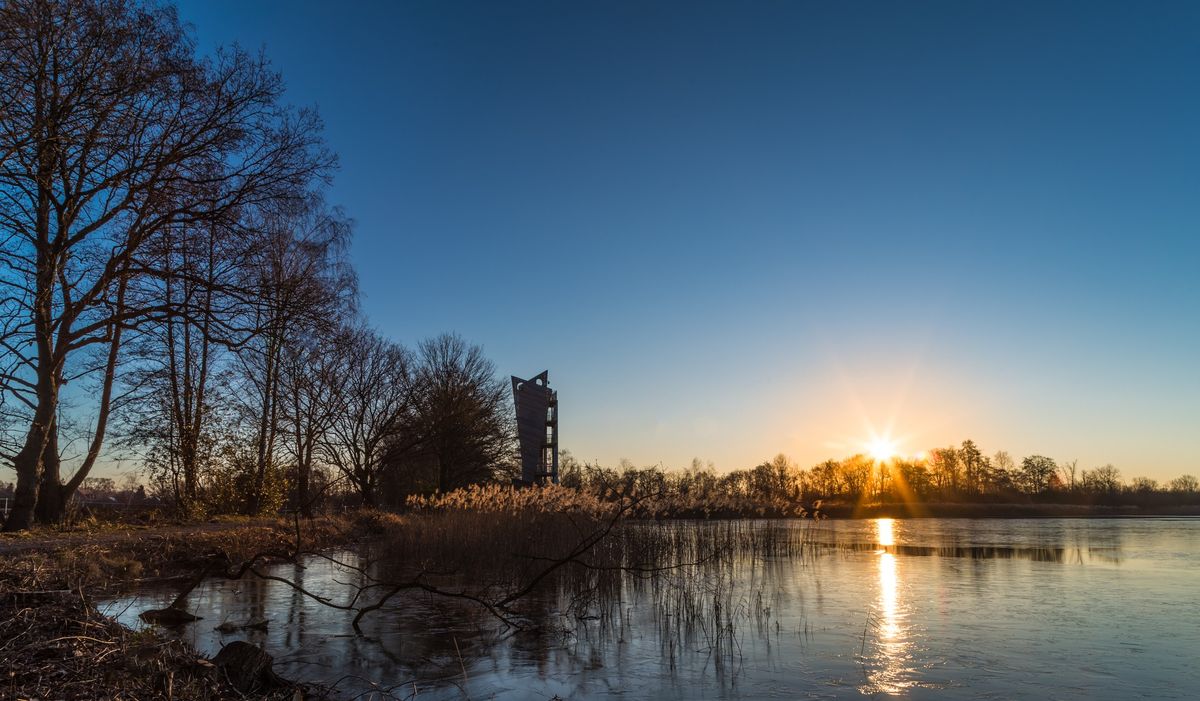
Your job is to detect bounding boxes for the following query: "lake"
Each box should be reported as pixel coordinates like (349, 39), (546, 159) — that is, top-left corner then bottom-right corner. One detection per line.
(104, 517), (1200, 699)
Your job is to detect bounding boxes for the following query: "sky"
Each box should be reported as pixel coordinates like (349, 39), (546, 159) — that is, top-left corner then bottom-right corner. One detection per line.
(173, 0), (1200, 480)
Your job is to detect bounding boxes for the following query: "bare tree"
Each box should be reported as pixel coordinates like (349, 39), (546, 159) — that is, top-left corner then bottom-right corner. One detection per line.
(403, 334), (515, 494)
(231, 197), (353, 515)
(320, 326), (413, 507)
(0, 0), (332, 529)
(958, 440), (988, 495)
(1169, 474), (1198, 494)
(928, 446), (961, 494)
(1060, 458), (1078, 491)
(278, 330), (343, 516)
(115, 219), (242, 515)
(1081, 464), (1122, 495)
(991, 450), (1016, 491)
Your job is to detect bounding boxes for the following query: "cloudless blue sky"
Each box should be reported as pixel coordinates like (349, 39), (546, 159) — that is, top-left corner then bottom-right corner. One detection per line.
(176, 0), (1199, 479)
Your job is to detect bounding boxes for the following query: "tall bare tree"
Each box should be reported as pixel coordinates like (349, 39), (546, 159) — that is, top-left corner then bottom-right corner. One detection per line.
(0, 0), (331, 529)
(115, 218), (247, 515)
(1060, 458), (1078, 491)
(278, 329), (342, 516)
(320, 326), (413, 507)
(407, 333), (514, 493)
(231, 197), (353, 515)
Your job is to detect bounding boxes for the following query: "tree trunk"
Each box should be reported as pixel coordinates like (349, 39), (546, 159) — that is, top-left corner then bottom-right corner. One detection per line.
(34, 426), (64, 524)
(297, 465), (311, 516)
(4, 372), (57, 531)
(297, 442), (313, 518)
(3, 81), (57, 532)
(4, 420), (49, 532)
(248, 333), (280, 515)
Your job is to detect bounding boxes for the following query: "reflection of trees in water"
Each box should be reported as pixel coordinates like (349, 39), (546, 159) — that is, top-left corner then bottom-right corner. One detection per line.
(533, 542), (800, 693)
(812, 524), (1124, 564)
(817, 540), (1079, 561)
(275, 521), (812, 696)
(281, 562), (307, 650)
(290, 520), (817, 695)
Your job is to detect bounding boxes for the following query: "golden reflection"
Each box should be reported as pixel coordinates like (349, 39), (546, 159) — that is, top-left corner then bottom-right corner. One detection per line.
(879, 552), (900, 640)
(863, 518), (914, 695)
(877, 517), (895, 548)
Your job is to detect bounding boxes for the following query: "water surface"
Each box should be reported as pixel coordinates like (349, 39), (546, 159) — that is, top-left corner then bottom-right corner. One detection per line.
(104, 518), (1200, 699)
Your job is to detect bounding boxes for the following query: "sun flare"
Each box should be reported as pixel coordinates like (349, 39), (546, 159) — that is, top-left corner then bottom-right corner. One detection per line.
(867, 436), (899, 462)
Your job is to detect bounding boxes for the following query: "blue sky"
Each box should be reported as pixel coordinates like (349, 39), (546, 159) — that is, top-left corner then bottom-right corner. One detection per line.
(176, 0), (1199, 479)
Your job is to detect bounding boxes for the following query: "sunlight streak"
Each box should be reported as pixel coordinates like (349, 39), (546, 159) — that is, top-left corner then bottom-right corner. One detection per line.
(877, 517), (895, 548)
(863, 518), (914, 695)
(879, 552), (899, 639)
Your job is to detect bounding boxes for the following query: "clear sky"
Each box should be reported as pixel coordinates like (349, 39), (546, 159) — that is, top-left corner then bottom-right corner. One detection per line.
(175, 0), (1199, 480)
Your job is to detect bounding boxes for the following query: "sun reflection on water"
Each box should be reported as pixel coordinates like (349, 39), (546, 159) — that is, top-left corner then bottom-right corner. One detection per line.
(864, 518), (915, 695)
(878, 517), (895, 548)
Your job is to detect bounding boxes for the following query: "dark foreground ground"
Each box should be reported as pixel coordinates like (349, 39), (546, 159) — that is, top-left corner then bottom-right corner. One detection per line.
(0, 513), (387, 700)
(0, 593), (307, 700)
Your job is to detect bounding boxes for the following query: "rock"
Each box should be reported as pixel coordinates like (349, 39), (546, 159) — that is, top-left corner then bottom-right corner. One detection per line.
(215, 617), (270, 633)
(140, 606), (202, 626)
(213, 640), (287, 694)
(245, 617), (269, 630)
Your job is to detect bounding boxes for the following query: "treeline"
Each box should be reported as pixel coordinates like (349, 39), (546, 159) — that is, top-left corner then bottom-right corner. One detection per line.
(0, 0), (515, 529)
(125, 330), (515, 518)
(559, 442), (1200, 510)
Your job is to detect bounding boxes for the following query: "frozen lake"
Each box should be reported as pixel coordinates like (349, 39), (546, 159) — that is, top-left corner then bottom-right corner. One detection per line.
(105, 517), (1200, 699)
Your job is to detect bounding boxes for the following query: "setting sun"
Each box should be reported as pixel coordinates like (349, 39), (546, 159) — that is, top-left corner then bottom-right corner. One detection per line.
(867, 436), (899, 462)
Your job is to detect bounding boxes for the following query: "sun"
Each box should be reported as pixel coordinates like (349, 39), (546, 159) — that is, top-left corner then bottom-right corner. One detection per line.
(867, 436), (899, 462)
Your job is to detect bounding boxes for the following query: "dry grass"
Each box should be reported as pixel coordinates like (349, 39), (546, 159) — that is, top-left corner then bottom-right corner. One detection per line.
(0, 514), (369, 595)
(408, 482), (811, 519)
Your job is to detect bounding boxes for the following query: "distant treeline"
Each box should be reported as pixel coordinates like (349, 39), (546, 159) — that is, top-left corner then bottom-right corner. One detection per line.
(558, 442), (1200, 511)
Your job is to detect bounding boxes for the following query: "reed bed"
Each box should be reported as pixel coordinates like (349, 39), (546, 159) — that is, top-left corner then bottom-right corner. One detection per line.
(408, 482), (813, 519)
(553, 520), (815, 664)
(388, 486), (817, 588)
(379, 484), (822, 675)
